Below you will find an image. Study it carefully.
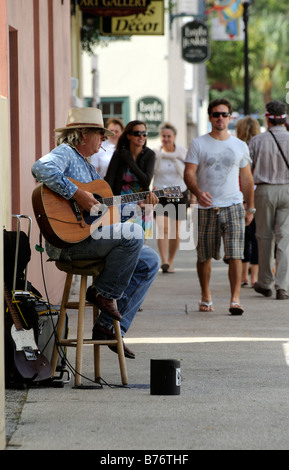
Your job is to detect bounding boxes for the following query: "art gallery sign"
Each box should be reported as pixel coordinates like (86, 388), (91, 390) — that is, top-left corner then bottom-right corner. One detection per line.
(136, 97), (163, 137)
(85, 0), (165, 36)
(181, 20), (209, 64)
(78, 0), (150, 16)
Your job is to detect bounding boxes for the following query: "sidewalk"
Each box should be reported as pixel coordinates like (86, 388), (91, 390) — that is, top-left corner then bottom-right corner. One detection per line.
(5, 238), (289, 450)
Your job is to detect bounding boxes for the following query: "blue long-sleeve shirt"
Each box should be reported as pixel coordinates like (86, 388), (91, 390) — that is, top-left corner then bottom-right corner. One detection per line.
(32, 143), (100, 196)
(32, 143), (102, 259)
(32, 143), (139, 259)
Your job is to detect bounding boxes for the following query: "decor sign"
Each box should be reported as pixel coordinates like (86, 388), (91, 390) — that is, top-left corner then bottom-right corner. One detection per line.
(100, 0), (164, 35)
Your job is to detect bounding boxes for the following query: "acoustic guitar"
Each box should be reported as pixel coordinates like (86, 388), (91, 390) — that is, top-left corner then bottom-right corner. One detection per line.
(32, 177), (182, 248)
(4, 284), (52, 382)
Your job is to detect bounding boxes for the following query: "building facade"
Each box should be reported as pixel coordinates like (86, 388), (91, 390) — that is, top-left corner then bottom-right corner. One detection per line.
(81, 0), (208, 150)
(0, 0), (71, 447)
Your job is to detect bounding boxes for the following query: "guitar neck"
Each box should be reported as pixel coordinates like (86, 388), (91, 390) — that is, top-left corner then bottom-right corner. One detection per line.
(4, 284), (23, 331)
(101, 189), (165, 207)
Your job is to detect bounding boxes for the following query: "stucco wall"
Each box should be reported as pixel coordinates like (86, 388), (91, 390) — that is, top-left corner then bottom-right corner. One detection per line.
(0, 96), (8, 449)
(3, 0), (71, 303)
(0, 0), (72, 447)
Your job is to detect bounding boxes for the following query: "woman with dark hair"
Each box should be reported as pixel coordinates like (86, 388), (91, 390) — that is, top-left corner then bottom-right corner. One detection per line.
(105, 120), (156, 235)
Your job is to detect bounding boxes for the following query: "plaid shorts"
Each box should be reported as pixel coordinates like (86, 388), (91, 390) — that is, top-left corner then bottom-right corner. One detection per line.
(197, 203), (245, 262)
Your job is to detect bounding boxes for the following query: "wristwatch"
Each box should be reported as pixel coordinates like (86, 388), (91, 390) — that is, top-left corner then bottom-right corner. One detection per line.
(246, 208), (256, 214)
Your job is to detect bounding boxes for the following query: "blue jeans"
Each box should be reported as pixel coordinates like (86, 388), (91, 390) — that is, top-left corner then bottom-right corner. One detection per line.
(60, 222), (160, 335)
(100, 244), (160, 335)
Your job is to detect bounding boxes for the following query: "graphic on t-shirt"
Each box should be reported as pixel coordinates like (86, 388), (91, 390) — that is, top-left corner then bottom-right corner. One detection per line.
(204, 149), (235, 196)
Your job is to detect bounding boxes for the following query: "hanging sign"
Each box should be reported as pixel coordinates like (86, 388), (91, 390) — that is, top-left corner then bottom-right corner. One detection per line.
(181, 20), (209, 64)
(100, 0), (164, 35)
(136, 96), (164, 138)
(78, 0), (151, 16)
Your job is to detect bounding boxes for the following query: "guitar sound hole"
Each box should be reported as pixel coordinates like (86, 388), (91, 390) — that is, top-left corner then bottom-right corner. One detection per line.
(83, 203), (108, 225)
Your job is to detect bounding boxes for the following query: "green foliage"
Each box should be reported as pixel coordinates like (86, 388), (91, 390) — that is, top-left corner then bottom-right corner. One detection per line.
(207, 41), (244, 89)
(209, 86), (264, 115)
(251, 0), (289, 15)
(207, 3), (289, 112)
(80, 15), (130, 55)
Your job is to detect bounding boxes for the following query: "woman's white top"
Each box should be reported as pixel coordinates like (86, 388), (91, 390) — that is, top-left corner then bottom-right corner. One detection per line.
(153, 144), (187, 192)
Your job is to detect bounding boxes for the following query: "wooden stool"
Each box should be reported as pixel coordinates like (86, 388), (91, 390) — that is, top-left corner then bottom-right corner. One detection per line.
(51, 259), (128, 387)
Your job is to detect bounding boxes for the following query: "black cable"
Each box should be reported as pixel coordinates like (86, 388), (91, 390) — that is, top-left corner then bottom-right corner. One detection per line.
(36, 232), (126, 389)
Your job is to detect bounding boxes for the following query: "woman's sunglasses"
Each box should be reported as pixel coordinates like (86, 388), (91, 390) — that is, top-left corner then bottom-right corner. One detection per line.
(130, 131), (148, 137)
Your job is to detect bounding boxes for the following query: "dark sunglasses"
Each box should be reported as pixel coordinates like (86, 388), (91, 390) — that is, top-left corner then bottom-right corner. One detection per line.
(130, 131), (148, 137)
(97, 129), (106, 135)
(210, 112), (230, 118)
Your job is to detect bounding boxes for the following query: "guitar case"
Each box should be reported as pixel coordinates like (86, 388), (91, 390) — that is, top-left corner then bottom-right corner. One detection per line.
(3, 215), (69, 387)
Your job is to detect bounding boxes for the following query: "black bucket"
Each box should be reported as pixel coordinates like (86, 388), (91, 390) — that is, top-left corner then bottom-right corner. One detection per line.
(150, 359), (181, 395)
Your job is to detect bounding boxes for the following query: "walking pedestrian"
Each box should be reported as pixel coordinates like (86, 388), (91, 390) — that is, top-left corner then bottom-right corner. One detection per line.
(153, 122), (189, 273)
(235, 116), (261, 287)
(249, 100), (289, 300)
(184, 98), (254, 315)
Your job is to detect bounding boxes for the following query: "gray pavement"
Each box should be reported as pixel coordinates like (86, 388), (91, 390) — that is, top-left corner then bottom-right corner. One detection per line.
(5, 237), (289, 450)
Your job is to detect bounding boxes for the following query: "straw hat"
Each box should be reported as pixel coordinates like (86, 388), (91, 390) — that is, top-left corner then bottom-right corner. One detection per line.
(54, 107), (114, 136)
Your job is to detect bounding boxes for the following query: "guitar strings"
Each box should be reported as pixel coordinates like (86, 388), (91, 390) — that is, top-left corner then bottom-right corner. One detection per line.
(11, 292), (29, 328)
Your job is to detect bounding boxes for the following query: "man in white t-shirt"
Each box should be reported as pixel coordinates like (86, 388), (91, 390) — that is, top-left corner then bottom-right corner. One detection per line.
(184, 98), (255, 315)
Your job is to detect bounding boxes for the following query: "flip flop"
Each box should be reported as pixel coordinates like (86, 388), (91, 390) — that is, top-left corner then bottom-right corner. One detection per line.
(167, 267), (175, 273)
(199, 301), (214, 312)
(229, 302), (244, 315)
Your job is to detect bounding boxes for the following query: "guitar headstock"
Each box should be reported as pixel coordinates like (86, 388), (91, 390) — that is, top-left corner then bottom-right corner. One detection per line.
(162, 186), (183, 201)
